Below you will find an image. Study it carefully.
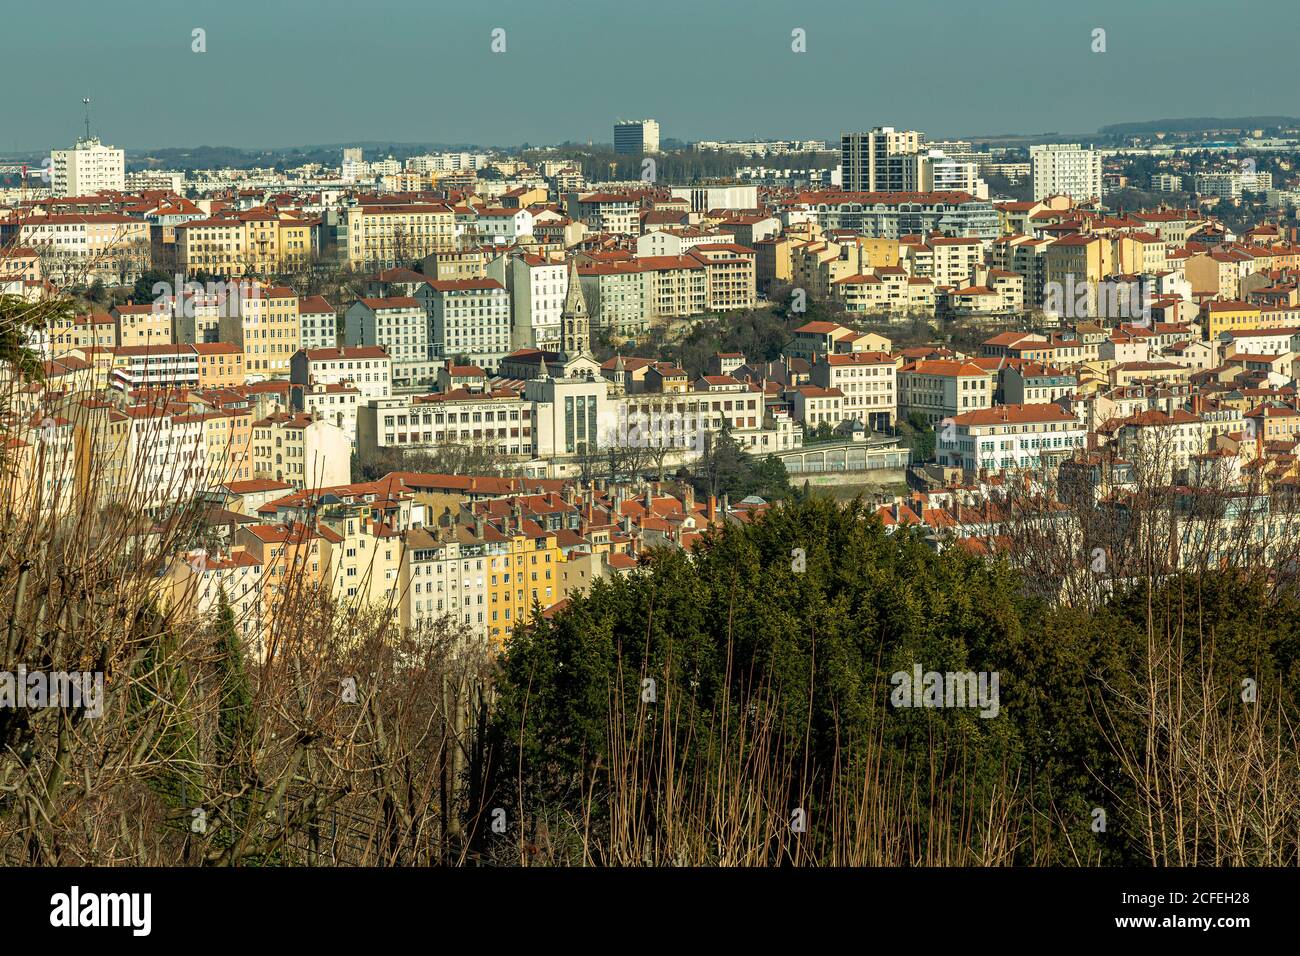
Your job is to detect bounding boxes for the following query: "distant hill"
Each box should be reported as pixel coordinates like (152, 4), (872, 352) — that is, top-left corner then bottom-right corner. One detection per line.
(1098, 117), (1300, 135)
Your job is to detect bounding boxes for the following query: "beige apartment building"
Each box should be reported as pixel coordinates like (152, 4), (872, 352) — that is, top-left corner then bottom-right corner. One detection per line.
(690, 243), (757, 312)
(47, 312), (118, 355)
(831, 270), (935, 315)
(346, 202), (456, 270)
(251, 412), (351, 490)
(112, 303), (174, 348)
(218, 283), (300, 377)
(1043, 235), (1113, 311)
(639, 256), (708, 319)
(176, 212), (320, 277)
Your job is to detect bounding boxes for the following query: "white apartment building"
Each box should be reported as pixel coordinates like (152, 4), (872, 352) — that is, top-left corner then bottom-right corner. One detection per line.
(345, 297), (432, 386)
(125, 170), (184, 193)
(250, 413), (351, 491)
(939, 403), (1086, 475)
(245, 379), (362, 447)
(668, 184), (758, 214)
(291, 345), (392, 401)
(50, 136), (125, 197)
(487, 252), (567, 352)
(109, 345), (200, 391)
(419, 278), (513, 370)
(18, 213), (150, 285)
(810, 352), (898, 430)
(298, 296), (337, 351)
(123, 403), (208, 510)
(473, 207), (534, 245)
(635, 227), (734, 258)
(1030, 144), (1102, 201)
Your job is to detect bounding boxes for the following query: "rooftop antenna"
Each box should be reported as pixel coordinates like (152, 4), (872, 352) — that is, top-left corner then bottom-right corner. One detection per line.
(82, 97), (92, 141)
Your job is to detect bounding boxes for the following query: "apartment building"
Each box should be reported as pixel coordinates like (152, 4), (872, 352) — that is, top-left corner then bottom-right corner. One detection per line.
(1029, 144), (1103, 201)
(291, 346), (392, 401)
(924, 236), (985, 288)
(578, 260), (652, 337)
(639, 256), (708, 319)
(1003, 362), (1074, 404)
(1204, 300), (1264, 339)
(567, 192), (642, 235)
(250, 412), (350, 490)
(218, 284), (299, 377)
(786, 320), (891, 360)
(400, 528), (489, 643)
(689, 244), (757, 311)
(832, 270), (936, 315)
(121, 402), (207, 509)
(472, 207), (534, 245)
(344, 202), (456, 270)
(345, 297), (432, 386)
(789, 385), (845, 429)
(1043, 235), (1113, 309)
(840, 128), (924, 192)
(50, 136), (125, 197)
(1113, 409), (1211, 481)
(898, 359), (994, 425)
(109, 345), (201, 391)
(46, 312), (117, 355)
(810, 352), (898, 430)
(358, 388), (534, 460)
(241, 379), (362, 446)
(188, 406), (255, 486)
(298, 296), (337, 351)
(420, 278), (513, 370)
(939, 403), (1086, 474)
(163, 547), (265, 642)
(787, 191), (999, 240)
(18, 214), (150, 285)
(176, 212), (318, 277)
(193, 342), (246, 388)
(614, 119), (660, 154)
(487, 252), (567, 352)
(111, 303), (173, 348)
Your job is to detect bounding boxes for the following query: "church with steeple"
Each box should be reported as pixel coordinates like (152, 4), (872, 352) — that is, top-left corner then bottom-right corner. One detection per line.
(560, 261), (590, 360)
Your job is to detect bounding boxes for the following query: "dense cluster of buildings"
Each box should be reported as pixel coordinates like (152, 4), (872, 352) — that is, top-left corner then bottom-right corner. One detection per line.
(10, 118), (1300, 653)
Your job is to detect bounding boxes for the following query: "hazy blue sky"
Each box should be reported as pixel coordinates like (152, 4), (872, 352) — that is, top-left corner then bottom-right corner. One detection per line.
(6, 0), (1298, 151)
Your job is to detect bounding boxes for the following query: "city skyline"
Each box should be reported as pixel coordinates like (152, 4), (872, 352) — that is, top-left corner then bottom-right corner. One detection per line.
(10, 0), (1300, 151)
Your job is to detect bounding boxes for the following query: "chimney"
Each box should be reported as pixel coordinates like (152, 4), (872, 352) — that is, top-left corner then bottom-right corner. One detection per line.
(720, 493), (729, 516)
(473, 515), (484, 538)
(644, 487), (653, 511)
(706, 494), (717, 521)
